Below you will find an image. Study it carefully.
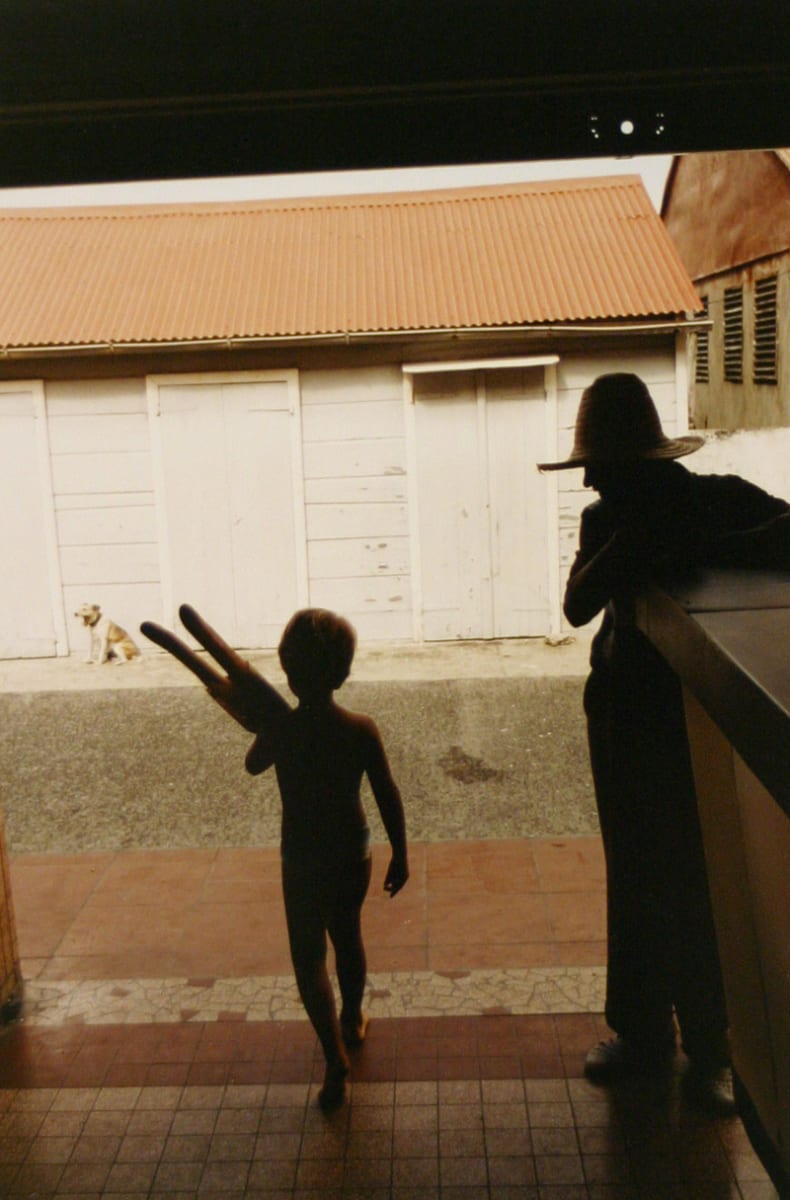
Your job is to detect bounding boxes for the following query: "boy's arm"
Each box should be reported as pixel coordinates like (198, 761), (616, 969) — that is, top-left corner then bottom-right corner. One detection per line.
(206, 663), (290, 734)
(363, 721), (409, 896)
(245, 730), (276, 775)
(142, 609), (291, 735)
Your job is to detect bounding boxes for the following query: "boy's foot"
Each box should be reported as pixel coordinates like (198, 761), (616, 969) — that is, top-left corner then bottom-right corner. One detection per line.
(584, 1034), (675, 1082)
(341, 1011), (370, 1047)
(318, 1060), (349, 1112)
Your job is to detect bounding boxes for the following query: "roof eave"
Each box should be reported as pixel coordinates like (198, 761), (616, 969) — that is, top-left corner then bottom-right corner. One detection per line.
(0, 317), (704, 359)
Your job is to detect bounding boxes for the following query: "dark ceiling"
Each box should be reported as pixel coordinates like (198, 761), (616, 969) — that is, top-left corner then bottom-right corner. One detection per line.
(2, 0), (789, 188)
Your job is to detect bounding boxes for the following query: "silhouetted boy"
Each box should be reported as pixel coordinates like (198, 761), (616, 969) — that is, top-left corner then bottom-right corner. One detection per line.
(210, 608), (408, 1111)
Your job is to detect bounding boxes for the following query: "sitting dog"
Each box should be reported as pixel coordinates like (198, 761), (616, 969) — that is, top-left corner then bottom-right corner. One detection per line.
(74, 602), (141, 664)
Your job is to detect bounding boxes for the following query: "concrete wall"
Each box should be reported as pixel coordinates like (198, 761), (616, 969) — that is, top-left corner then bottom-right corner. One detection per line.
(691, 427), (790, 506)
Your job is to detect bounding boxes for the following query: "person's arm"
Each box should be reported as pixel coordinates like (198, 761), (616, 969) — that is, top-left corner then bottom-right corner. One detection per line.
(707, 511), (790, 570)
(245, 731), (276, 775)
(206, 661), (290, 735)
(363, 720), (409, 897)
(563, 504), (657, 628)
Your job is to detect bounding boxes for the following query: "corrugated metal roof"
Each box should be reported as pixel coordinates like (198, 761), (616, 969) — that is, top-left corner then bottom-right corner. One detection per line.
(662, 150), (790, 281)
(0, 177), (701, 350)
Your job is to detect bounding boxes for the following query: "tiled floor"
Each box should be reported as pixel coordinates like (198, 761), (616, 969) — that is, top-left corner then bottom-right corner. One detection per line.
(0, 837), (781, 1198)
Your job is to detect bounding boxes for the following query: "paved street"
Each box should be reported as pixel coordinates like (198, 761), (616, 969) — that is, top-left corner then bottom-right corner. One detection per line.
(0, 637), (596, 855)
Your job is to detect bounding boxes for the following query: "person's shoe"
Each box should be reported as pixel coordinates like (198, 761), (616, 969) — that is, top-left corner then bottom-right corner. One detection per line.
(681, 1063), (737, 1118)
(584, 1035), (675, 1082)
(341, 1011), (370, 1048)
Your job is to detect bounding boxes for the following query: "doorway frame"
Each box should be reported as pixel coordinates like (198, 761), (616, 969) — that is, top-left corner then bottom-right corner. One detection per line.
(402, 355), (561, 642)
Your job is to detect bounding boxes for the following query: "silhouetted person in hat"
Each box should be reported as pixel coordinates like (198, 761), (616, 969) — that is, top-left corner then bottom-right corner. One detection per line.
(540, 372), (790, 1114)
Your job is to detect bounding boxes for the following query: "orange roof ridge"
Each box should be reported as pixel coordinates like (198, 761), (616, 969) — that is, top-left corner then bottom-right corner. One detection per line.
(0, 173), (646, 222)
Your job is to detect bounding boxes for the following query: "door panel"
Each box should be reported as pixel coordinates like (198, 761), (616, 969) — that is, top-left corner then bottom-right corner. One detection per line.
(414, 382), (486, 640)
(414, 368), (549, 640)
(486, 371), (549, 637)
(154, 377), (300, 648)
(0, 389), (59, 657)
(223, 383), (300, 648)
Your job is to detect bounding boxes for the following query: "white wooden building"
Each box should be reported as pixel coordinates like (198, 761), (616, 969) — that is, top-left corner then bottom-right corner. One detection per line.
(0, 179), (702, 658)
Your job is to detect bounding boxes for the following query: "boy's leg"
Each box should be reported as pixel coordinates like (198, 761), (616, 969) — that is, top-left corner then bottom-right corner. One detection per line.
(327, 857), (372, 1043)
(281, 860), (349, 1086)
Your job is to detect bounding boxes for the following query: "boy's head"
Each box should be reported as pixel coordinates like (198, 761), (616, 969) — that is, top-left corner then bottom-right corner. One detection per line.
(278, 608), (357, 698)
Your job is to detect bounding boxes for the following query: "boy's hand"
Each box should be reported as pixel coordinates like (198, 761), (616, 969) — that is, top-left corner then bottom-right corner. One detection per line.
(206, 673), (261, 732)
(383, 856), (409, 897)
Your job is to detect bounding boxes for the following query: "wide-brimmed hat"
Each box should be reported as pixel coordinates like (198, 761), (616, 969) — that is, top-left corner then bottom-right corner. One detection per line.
(538, 373), (703, 471)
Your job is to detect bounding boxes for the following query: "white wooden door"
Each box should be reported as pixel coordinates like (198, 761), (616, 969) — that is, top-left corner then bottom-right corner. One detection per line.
(0, 386), (63, 657)
(151, 374), (305, 648)
(413, 368), (550, 640)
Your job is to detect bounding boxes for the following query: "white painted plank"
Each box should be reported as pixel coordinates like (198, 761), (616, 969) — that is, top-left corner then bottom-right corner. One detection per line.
(55, 492), (153, 511)
(302, 437), (406, 480)
(308, 536), (410, 579)
(304, 475), (407, 504)
(60, 543), (161, 586)
(56, 505), (158, 546)
(301, 399), (405, 442)
(46, 377), (146, 417)
(307, 575), (410, 612)
(300, 366), (402, 406)
(306, 503), (408, 540)
(47, 411), (151, 454)
(340, 609), (413, 642)
(556, 349), (675, 391)
(51, 451), (153, 495)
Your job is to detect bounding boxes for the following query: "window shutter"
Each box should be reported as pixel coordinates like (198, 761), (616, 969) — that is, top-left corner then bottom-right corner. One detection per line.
(695, 297), (709, 384)
(723, 287), (743, 383)
(754, 275), (778, 385)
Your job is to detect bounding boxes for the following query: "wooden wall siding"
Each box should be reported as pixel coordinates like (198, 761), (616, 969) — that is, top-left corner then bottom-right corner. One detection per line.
(299, 366), (412, 641)
(690, 255), (790, 431)
(2, 343), (696, 659)
(0, 799), (20, 1014)
(46, 378), (161, 655)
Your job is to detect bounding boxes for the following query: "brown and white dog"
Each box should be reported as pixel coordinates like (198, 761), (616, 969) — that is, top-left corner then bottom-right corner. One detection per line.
(74, 603), (141, 664)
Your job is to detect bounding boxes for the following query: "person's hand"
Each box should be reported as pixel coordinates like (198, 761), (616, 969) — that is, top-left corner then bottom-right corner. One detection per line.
(383, 856), (409, 897)
(206, 673), (261, 732)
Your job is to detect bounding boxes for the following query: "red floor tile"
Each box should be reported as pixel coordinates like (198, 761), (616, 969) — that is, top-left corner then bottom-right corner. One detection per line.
(10, 837), (607, 985)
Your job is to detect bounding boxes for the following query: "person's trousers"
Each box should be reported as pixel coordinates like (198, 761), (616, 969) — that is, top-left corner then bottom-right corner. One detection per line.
(584, 663), (729, 1067)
